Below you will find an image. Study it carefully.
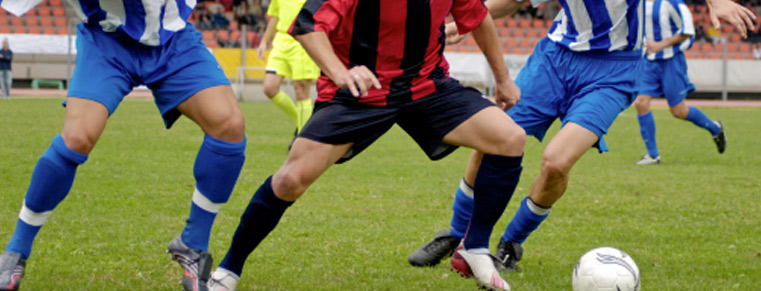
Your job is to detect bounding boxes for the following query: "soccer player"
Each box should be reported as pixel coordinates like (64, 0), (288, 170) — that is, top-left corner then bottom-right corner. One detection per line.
(633, 0), (726, 165)
(207, 0), (525, 290)
(409, 0), (755, 272)
(255, 0), (320, 134)
(0, 1), (248, 291)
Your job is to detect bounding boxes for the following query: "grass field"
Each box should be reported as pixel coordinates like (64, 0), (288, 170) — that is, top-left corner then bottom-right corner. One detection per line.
(0, 97), (759, 290)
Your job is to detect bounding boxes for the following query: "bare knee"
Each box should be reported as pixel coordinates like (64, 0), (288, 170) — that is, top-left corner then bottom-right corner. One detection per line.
(60, 131), (97, 154)
(633, 96), (651, 115)
(272, 169), (308, 202)
(492, 127), (526, 156)
(670, 106), (688, 119)
(211, 111), (246, 142)
(540, 154), (572, 182)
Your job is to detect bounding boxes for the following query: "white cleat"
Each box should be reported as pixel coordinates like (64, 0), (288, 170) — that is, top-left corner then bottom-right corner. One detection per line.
(451, 248), (511, 291)
(635, 154), (661, 165)
(207, 268), (239, 291)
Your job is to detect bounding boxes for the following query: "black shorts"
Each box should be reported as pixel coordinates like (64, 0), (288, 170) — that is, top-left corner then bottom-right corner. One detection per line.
(298, 78), (494, 163)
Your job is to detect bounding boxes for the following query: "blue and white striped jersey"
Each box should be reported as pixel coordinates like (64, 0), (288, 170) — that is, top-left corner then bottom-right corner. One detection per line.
(0, 0), (195, 46)
(527, 0), (645, 52)
(644, 0), (695, 60)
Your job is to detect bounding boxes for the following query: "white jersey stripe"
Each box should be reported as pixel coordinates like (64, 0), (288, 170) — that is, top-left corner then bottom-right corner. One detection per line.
(645, 0), (694, 60)
(547, 0), (643, 52)
(0, 0), (44, 16)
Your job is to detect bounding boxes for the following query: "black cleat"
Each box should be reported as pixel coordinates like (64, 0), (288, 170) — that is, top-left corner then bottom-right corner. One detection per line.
(168, 235), (213, 291)
(0, 252), (25, 291)
(713, 121), (726, 154)
(408, 229), (461, 267)
(494, 238), (522, 272)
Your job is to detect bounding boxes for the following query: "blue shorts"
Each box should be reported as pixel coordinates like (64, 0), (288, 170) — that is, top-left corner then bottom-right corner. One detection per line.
(67, 23), (230, 128)
(507, 38), (643, 152)
(638, 53), (695, 106)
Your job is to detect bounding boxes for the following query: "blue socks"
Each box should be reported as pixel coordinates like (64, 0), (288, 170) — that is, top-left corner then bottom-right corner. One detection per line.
(219, 176), (293, 276)
(449, 179), (474, 240)
(6, 135), (88, 258)
(637, 112), (659, 158)
(503, 197), (550, 244)
(463, 154), (523, 253)
(686, 107), (720, 136)
(182, 135), (246, 252)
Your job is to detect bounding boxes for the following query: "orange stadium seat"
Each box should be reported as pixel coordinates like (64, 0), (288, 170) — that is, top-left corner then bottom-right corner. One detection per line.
(39, 16), (53, 26)
(42, 27), (56, 34)
(465, 36), (477, 46)
(12, 27), (26, 34)
(498, 27), (510, 37)
(729, 34), (741, 42)
(738, 43), (751, 52)
(0, 9), (6, 16)
(205, 40), (219, 48)
(732, 53), (747, 60)
(26, 9), (38, 16)
(707, 52), (721, 59)
(505, 38), (517, 48)
(445, 46), (456, 53)
(0, 27), (10, 33)
(526, 28), (539, 38)
(0, 16), (8, 25)
(37, 7), (51, 17)
(700, 42), (713, 51)
(49, 0), (63, 6)
(10, 17), (23, 26)
(216, 30), (230, 42)
(230, 31), (241, 42)
(519, 18), (531, 28)
(684, 51), (696, 58)
(456, 46), (470, 53)
(506, 18), (518, 27)
(57, 27), (68, 35)
(714, 43), (725, 52)
(511, 48), (525, 55)
(519, 38), (532, 48)
(472, 47), (482, 54)
(512, 28), (525, 38)
(54, 17), (66, 27)
(25, 16), (39, 26)
(532, 19), (544, 28)
(53, 7), (65, 17)
(727, 43), (738, 53)
(539, 28), (549, 37)
(545, 19), (553, 28)
(494, 18), (507, 27)
(28, 27), (42, 34)
(533, 38), (541, 46)
(202, 30), (214, 41)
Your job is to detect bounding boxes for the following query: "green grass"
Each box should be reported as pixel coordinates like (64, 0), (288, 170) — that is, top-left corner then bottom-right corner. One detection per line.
(0, 98), (759, 290)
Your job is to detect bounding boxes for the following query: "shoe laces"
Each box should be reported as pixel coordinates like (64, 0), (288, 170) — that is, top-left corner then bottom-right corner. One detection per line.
(424, 236), (454, 253)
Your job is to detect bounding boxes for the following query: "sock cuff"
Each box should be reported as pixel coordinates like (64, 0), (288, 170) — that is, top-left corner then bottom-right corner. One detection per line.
(272, 90), (289, 101)
(458, 179), (474, 199)
(297, 99), (313, 105)
(482, 154), (523, 169)
(203, 134), (247, 156)
(51, 135), (88, 165)
(525, 197), (551, 216)
(637, 111), (653, 119)
(257, 176), (294, 211)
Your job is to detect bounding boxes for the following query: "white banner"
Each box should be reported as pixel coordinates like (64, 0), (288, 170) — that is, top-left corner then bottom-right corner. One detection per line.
(0, 33), (77, 54)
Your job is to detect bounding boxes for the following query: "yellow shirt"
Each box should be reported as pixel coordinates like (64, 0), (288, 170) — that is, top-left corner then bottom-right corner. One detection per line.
(267, 0), (307, 34)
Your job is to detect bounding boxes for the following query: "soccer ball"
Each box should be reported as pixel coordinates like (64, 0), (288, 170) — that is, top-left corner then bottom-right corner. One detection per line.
(572, 247), (640, 291)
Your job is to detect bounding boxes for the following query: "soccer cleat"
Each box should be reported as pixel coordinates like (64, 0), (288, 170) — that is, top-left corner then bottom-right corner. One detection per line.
(635, 154), (661, 165)
(713, 121), (726, 154)
(168, 235), (213, 291)
(408, 229), (461, 267)
(0, 252), (25, 291)
(207, 268), (239, 291)
(451, 246), (511, 291)
(494, 238), (523, 272)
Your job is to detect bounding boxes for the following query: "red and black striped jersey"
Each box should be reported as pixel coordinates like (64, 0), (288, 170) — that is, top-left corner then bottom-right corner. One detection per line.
(290, 0), (488, 106)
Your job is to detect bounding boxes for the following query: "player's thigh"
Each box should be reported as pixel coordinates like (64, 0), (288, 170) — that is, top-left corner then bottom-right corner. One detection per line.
(443, 107), (525, 156)
(661, 56), (694, 107)
(60, 97), (110, 154)
(176, 85), (245, 143)
(541, 122), (599, 172)
(262, 72), (285, 97)
(564, 87), (633, 152)
(632, 94), (653, 114)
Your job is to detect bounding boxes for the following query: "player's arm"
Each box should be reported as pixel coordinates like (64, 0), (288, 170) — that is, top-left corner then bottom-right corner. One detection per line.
(446, 0), (530, 45)
(294, 31), (380, 97)
(257, 16), (279, 59)
(0, 0), (45, 16)
(469, 7), (520, 109)
(705, 0), (756, 38)
(646, 33), (691, 54)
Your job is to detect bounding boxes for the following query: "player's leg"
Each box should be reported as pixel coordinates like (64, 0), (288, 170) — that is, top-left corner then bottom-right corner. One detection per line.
(633, 94), (660, 164)
(262, 72), (298, 126)
(213, 139), (351, 279)
(292, 79), (313, 132)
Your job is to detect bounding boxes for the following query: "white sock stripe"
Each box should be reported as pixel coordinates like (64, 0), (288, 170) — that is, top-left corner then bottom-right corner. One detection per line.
(192, 188), (222, 213)
(526, 198), (551, 216)
(459, 179), (474, 198)
(19, 203), (52, 226)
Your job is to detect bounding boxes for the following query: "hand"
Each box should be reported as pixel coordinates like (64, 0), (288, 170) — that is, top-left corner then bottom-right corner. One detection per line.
(645, 40), (665, 54)
(493, 78), (520, 111)
(332, 65), (382, 97)
(445, 22), (465, 45)
(707, 0), (757, 38)
(257, 44), (266, 59)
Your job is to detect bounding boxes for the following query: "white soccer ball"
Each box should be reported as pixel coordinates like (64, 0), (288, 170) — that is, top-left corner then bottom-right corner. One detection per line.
(572, 247), (640, 291)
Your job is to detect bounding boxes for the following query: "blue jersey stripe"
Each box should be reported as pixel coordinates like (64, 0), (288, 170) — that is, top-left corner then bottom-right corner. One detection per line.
(625, 0), (643, 50)
(583, 0), (613, 50)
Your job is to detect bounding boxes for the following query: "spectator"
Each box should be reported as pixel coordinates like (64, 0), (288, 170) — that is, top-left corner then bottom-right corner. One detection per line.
(695, 24), (709, 43)
(196, 7), (214, 30)
(208, 0), (230, 29)
(705, 24), (726, 44)
(234, 0), (263, 32)
(0, 38), (12, 99)
(753, 43), (761, 59)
